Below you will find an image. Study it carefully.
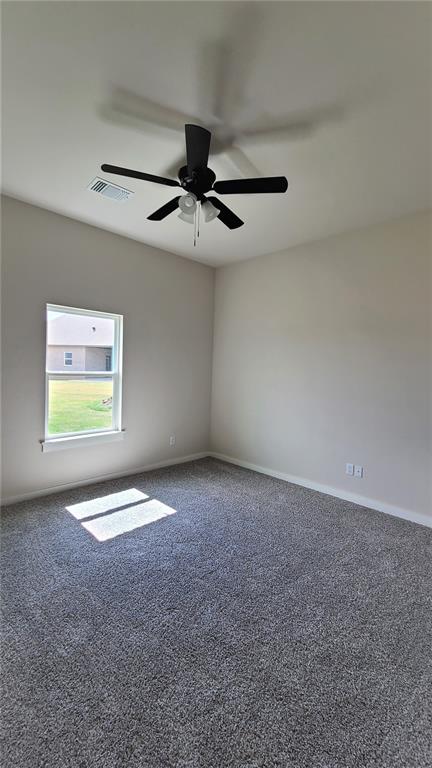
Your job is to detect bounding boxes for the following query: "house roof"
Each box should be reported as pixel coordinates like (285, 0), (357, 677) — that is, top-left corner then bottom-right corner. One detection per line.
(47, 313), (114, 347)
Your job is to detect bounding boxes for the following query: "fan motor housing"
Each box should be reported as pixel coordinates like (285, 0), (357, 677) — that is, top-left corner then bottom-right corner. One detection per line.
(178, 166), (216, 199)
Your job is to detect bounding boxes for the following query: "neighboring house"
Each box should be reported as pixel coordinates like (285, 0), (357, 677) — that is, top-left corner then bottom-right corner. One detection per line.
(46, 313), (113, 372)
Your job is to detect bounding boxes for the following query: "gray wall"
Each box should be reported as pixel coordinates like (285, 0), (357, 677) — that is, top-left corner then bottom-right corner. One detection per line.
(210, 211), (432, 522)
(2, 197), (430, 522)
(1, 197), (214, 500)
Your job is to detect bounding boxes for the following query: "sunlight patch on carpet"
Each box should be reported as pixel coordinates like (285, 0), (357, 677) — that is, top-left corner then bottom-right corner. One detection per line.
(66, 488), (148, 520)
(72, 499), (175, 541)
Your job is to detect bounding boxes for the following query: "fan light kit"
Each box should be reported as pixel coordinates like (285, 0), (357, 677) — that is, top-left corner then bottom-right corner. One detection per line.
(178, 193), (197, 214)
(102, 124), (288, 246)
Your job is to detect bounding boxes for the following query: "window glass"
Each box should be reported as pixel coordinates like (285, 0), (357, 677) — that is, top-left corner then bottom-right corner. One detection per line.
(46, 305), (122, 438)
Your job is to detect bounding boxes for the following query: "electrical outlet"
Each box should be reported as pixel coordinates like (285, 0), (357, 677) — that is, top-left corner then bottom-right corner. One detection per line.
(346, 463), (354, 476)
(169, 435), (176, 447)
(354, 465), (363, 478)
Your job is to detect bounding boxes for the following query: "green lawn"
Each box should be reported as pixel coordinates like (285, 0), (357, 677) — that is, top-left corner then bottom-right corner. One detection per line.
(48, 379), (113, 435)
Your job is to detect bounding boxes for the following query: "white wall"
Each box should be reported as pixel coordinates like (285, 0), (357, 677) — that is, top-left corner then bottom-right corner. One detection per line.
(211, 211), (432, 521)
(1, 196), (214, 501)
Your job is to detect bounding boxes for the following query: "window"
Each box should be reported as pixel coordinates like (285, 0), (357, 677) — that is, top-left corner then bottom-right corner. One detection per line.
(44, 304), (123, 447)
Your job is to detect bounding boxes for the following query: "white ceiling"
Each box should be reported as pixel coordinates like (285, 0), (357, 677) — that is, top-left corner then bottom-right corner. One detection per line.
(2, 1), (431, 267)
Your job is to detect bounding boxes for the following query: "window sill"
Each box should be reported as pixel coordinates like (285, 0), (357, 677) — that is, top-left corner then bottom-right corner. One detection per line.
(41, 430), (125, 453)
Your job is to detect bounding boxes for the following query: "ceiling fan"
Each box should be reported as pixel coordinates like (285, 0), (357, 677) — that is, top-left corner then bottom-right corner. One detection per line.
(102, 124), (288, 242)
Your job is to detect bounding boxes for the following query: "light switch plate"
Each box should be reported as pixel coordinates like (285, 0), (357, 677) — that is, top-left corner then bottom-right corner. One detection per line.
(354, 465), (363, 478)
(346, 463), (354, 476)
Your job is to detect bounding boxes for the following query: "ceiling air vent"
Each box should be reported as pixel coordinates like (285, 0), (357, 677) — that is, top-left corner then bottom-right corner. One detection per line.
(87, 177), (134, 202)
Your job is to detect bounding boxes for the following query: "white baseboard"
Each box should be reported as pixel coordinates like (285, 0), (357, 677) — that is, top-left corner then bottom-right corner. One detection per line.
(209, 452), (432, 529)
(3, 450), (430, 529)
(1, 452), (209, 506)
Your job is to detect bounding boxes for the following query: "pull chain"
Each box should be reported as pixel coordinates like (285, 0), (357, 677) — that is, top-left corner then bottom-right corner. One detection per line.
(193, 201), (201, 247)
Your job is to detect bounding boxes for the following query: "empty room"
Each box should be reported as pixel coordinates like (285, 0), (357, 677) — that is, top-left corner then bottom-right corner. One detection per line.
(1, 2), (431, 767)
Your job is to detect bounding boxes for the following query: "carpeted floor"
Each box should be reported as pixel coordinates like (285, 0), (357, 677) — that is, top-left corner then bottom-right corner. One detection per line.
(1, 458), (431, 768)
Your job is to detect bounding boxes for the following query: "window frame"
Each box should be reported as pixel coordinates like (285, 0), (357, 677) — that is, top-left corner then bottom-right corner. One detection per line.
(64, 351), (73, 366)
(44, 303), (123, 445)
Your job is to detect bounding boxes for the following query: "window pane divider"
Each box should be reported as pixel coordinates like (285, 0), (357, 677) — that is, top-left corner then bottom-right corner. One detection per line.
(46, 371), (114, 377)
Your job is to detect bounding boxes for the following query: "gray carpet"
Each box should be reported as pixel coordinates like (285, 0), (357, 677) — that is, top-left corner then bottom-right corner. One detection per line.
(1, 458), (431, 768)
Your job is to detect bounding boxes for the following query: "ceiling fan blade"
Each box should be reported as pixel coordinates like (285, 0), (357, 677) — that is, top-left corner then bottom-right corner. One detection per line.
(240, 104), (345, 142)
(198, 4), (263, 126)
(213, 177), (288, 195)
(101, 164), (180, 187)
(147, 196), (180, 221)
(206, 196), (244, 229)
(101, 87), (199, 134)
(185, 124), (211, 174)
